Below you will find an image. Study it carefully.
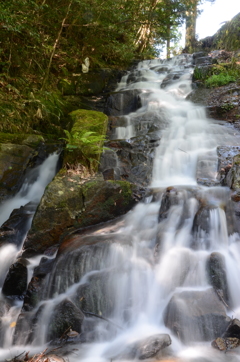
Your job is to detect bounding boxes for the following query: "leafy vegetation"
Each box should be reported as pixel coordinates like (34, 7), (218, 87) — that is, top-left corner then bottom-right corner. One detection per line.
(0, 0), (198, 136)
(193, 61), (240, 88)
(61, 129), (107, 171)
(205, 73), (236, 87)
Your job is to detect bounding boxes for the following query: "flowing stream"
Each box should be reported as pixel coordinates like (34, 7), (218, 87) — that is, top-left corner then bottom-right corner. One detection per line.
(1, 55), (240, 362)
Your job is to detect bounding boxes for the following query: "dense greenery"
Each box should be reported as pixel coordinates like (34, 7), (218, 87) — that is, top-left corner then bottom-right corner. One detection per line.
(0, 0), (239, 137)
(0, 0), (197, 135)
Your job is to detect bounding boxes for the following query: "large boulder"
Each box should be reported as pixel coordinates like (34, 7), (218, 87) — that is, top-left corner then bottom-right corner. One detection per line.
(100, 137), (159, 187)
(22, 172), (142, 257)
(163, 287), (231, 342)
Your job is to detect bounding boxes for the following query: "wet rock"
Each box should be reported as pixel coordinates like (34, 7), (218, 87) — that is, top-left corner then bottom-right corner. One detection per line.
(192, 52), (207, 64)
(217, 146), (240, 185)
(194, 57), (213, 66)
(22, 276), (45, 312)
(0, 202), (35, 248)
(105, 89), (142, 116)
(163, 287), (231, 342)
(105, 334), (171, 360)
(223, 318), (240, 339)
(158, 187), (180, 221)
(197, 178), (220, 187)
(2, 258), (28, 299)
(212, 337), (240, 351)
(161, 71), (185, 88)
(226, 154), (240, 190)
(0, 144), (35, 202)
(158, 186), (199, 223)
(137, 334), (172, 359)
(22, 171), (142, 258)
(47, 299), (84, 342)
(192, 205), (214, 234)
(206, 252), (229, 307)
(76, 270), (114, 317)
(101, 137), (157, 186)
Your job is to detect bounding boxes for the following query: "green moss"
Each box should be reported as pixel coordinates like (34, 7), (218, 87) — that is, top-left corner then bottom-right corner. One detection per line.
(64, 109), (108, 171)
(69, 109), (108, 136)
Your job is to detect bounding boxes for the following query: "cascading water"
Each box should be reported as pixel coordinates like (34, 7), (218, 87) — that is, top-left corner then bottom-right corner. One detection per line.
(0, 152), (59, 351)
(2, 55), (240, 362)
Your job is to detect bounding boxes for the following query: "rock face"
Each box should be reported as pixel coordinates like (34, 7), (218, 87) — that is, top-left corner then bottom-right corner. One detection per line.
(163, 288), (231, 342)
(0, 136), (54, 202)
(0, 144), (35, 202)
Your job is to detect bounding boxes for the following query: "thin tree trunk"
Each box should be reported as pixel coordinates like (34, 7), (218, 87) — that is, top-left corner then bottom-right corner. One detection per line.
(41, 0), (72, 89)
(166, 22), (171, 59)
(185, 0), (197, 52)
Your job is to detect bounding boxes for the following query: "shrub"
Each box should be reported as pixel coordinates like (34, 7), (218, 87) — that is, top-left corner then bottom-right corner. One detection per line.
(205, 73), (236, 88)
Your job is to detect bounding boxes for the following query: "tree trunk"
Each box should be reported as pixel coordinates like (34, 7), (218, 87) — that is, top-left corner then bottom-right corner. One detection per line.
(134, 0), (159, 54)
(185, 0), (198, 52)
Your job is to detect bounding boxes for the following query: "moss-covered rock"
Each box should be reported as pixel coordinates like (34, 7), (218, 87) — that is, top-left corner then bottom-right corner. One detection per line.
(22, 170), (84, 257)
(69, 109), (108, 135)
(63, 109), (108, 170)
(22, 171), (142, 257)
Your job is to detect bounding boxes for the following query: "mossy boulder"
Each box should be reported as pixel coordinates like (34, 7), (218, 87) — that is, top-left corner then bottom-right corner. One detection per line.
(22, 171), (142, 257)
(63, 109), (108, 170)
(69, 109), (108, 135)
(22, 170), (84, 257)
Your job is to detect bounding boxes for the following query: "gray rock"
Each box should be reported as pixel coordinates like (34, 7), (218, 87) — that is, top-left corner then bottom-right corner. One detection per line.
(206, 252), (230, 307)
(163, 287), (231, 342)
(105, 334), (171, 360)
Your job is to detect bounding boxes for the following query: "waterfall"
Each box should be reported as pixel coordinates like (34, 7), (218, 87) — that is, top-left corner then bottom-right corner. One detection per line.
(2, 55), (240, 362)
(0, 153), (59, 352)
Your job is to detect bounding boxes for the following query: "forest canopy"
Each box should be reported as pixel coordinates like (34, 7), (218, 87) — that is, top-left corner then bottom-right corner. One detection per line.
(0, 0), (207, 76)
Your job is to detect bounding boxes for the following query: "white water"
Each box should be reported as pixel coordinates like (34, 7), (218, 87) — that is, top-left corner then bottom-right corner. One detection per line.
(2, 56), (240, 361)
(0, 153), (59, 352)
(0, 152), (59, 227)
